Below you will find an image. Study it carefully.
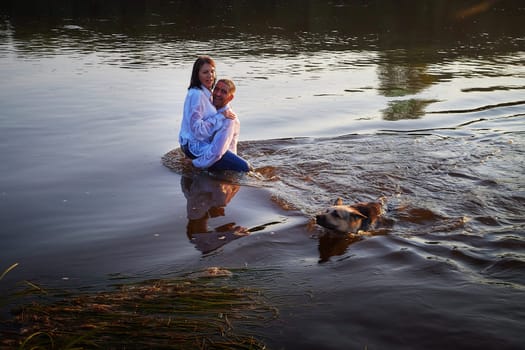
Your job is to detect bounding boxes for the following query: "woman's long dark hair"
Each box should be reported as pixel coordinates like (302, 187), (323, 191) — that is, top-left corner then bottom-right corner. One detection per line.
(188, 55), (216, 90)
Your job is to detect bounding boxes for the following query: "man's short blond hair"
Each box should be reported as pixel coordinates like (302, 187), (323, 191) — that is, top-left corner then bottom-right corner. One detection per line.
(216, 78), (236, 95)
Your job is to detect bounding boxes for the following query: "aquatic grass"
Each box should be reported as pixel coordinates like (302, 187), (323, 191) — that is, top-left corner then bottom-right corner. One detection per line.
(1, 274), (277, 349)
(18, 331), (54, 349)
(0, 263), (19, 282)
(1, 263), (21, 310)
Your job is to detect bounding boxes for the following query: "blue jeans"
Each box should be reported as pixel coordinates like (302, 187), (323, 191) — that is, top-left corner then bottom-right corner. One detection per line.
(209, 150), (250, 172)
(182, 144), (250, 172)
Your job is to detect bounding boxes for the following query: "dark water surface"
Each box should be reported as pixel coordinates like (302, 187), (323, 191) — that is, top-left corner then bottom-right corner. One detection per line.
(1, 1), (524, 349)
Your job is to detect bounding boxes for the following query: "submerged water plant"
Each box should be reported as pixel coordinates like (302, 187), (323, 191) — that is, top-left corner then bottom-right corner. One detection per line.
(1, 270), (277, 349)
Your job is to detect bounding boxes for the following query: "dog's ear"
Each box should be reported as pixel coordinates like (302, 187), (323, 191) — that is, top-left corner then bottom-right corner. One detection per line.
(334, 197), (344, 206)
(352, 211), (368, 219)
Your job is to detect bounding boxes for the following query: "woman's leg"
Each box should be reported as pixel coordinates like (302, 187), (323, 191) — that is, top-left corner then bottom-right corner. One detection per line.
(208, 150), (250, 172)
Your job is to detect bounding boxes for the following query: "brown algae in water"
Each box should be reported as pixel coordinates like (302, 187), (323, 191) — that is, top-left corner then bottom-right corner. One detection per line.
(1, 271), (277, 349)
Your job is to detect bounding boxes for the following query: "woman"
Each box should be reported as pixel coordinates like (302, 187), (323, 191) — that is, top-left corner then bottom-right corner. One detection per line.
(179, 56), (232, 158)
(178, 56), (250, 172)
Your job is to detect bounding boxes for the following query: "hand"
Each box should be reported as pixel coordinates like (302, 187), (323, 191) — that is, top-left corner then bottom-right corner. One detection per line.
(222, 109), (237, 120)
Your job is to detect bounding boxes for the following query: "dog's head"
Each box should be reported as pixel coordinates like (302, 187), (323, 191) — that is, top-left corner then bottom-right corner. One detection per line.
(315, 198), (368, 233)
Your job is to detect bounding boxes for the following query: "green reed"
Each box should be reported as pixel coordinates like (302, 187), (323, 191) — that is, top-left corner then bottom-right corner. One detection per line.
(1, 263), (19, 309)
(0, 263), (19, 282)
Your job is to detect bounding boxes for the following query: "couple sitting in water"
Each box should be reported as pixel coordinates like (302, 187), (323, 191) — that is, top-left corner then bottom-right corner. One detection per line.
(179, 55), (250, 172)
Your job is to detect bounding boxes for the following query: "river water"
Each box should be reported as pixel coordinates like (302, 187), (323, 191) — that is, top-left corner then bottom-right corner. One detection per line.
(1, 1), (524, 349)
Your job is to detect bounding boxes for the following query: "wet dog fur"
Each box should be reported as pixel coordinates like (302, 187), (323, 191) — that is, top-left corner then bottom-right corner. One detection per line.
(316, 198), (384, 234)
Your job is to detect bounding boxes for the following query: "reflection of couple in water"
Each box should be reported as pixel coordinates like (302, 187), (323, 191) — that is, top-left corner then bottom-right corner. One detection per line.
(181, 173), (248, 254)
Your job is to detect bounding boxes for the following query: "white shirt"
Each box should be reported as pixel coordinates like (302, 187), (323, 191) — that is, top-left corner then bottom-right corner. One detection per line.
(178, 85), (240, 169)
(192, 106), (240, 169)
(178, 86), (221, 157)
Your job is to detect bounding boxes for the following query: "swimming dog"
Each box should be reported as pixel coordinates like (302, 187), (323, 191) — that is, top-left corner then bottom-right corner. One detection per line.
(315, 198), (384, 234)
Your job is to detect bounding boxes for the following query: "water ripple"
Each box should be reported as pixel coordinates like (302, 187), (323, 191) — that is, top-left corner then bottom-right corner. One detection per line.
(234, 133), (525, 285)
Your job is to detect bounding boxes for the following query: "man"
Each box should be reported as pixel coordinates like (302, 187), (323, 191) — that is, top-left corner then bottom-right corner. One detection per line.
(191, 79), (250, 172)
